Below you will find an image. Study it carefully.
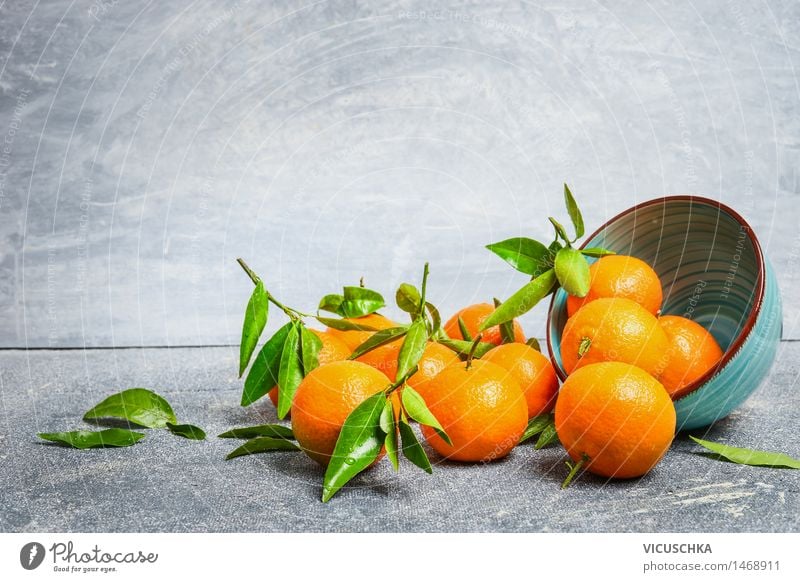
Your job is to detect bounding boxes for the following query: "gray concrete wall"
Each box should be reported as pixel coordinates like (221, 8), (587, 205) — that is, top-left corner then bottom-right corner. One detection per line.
(1, 0), (799, 348)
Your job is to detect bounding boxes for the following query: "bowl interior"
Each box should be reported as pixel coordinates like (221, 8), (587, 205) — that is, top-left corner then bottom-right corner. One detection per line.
(548, 196), (763, 391)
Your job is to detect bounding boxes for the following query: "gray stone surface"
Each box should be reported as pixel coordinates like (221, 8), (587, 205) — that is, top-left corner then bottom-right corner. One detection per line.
(1, 0), (800, 349)
(1, 345), (797, 533)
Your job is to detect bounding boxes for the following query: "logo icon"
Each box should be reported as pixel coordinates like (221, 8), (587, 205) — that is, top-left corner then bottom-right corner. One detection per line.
(20, 542), (45, 570)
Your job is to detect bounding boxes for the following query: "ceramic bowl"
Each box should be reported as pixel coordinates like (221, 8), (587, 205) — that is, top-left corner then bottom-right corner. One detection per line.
(546, 196), (782, 430)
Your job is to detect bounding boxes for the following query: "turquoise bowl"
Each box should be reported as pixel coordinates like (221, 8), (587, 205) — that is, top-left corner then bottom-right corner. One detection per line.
(546, 196), (782, 431)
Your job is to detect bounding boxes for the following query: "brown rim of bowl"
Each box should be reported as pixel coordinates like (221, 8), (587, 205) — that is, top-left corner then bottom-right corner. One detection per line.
(545, 194), (766, 401)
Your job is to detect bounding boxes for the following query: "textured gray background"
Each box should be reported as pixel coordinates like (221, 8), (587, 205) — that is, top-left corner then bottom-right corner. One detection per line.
(1, 0), (799, 532)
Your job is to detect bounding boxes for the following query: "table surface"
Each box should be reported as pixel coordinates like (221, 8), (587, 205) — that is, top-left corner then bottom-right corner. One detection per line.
(1, 344), (797, 533)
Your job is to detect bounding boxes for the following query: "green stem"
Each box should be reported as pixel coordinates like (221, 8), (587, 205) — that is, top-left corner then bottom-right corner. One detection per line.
(237, 258), (261, 285)
(561, 454), (589, 489)
(465, 334), (483, 370)
(419, 262), (430, 311)
(237, 258), (309, 320)
(384, 365), (419, 395)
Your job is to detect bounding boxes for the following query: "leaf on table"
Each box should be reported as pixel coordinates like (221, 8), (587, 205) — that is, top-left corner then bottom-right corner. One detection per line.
(519, 414), (554, 444)
(690, 436), (800, 469)
(322, 393), (386, 502)
(38, 428), (145, 449)
(166, 423), (206, 440)
(239, 281), (269, 377)
(217, 424), (295, 440)
(226, 436), (300, 460)
(534, 423), (559, 449)
(241, 322), (292, 406)
(83, 388), (177, 428)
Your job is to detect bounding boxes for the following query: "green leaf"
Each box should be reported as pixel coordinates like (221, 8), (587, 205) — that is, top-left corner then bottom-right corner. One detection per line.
(401, 385), (451, 445)
(396, 283), (422, 315)
(437, 338), (495, 359)
(348, 326), (408, 360)
(534, 423), (559, 449)
(581, 247), (616, 258)
(525, 337), (541, 352)
(276, 322), (304, 419)
(396, 319), (429, 380)
(554, 247), (591, 298)
(315, 316), (378, 332)
(299, 324), (323, 375)
(38, 428), (145, 449)
(226, 436), (300, 460)
(166, 423), (206, 440)
(690, 436), (800, 469)
(519, 414), (554, 444)
(548, 240), (563, 258)
(425, 302), (442, 334)
(339, 286), (385, 318)
(457, 316), (473, 341)
(485, 237), (552, 277)
(318, 294), (344, 314)
(493, 297), (516, 344)
(549, 217), (570, 244)
(380, 399), (399, 471)
(241, 322), (292, 406)
(322, 394), (386, 502)
(479, 269), (558, 330)
(217, 424), (295, 440)
(563, 184), (584, 240)
(83, 388), (177, 428)
(398, 419), (432, 473)
(239, 281), (269, 377)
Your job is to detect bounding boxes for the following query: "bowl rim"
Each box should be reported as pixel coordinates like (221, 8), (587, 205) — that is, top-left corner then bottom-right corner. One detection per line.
(545, 194), (766, 400)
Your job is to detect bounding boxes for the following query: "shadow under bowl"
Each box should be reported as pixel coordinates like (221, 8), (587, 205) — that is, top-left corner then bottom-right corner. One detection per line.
(546, 196), (782, 431)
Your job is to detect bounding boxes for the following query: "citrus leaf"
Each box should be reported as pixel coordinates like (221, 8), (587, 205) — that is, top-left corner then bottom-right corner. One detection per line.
(526, 337), (541, 352)
(315, 316), (378, 332)
(581, 247), (616, 258)
(381, 398), (399, 471)
(549, 217), (570, 244)
(276, 322), (303, 419)
(554, 247), (590, 298)
(299, 324), (323, 375)
(548, 240), (563, 258)
(38, 428), (145, 449)
(457, 316), (473, 341)
(239, 281), (269, 377)
(401, 385), (451, 445)
(349, 326), (408, 360)
(493, 297), (516, 344)
(217, 424), (295, 440)
(479, 269), (558, 330)
(166, 423), (206, 440)
(485, 237), (552, 276)
(396, 283), (421, 315)
(425, 302), (442, 334)
(690, 436), (800, 469)
(322, 394), (386, 502)
(396, 319), (428, 380)
(563, 183), (584, 239)
(318, 294), (344, 314)
(340, 286), (385, 318)
(519, 414), (554, 444)
(398, 419), (432, 473)
(83, 388), (177, 428)
(534, 423), (559, 449)
(437, 338), (495, 359)
(241, 323), (292, 406)
(226, 436), (300, 460)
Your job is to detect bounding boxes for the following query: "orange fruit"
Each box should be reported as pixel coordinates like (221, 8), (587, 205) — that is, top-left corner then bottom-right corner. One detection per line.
(566, 255), (663, 317)
(554, 362), (676, 479)
(658, 315), (724, 397)
(356, 340), (459, 388)
(561, 297), (670, 379)
(326, 312), (396, 351)
(482, 343), (559, 418)
(443, 303), (525, 346)
(414, 360), (527, 462)
(291, 360), (388, 466)
(268, 328), (350, 408)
